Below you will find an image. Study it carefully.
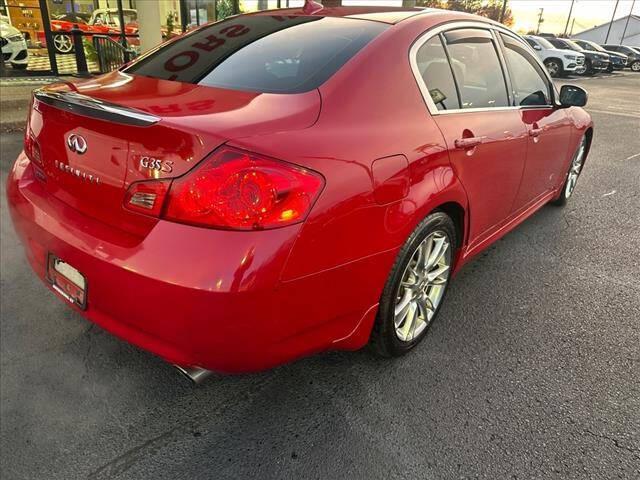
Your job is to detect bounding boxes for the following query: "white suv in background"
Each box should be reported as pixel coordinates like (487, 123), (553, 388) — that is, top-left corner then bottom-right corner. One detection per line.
(524, 35), (585, 77)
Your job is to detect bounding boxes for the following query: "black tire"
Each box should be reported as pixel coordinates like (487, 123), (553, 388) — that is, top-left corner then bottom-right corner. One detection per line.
(370, 212), (456, 357)
(630, 60), (640, 72)
(552, 135), (587, 207)
(544, 59), (563, 78)
(606, 63), (614, 73)
(582, 60), (595, 76)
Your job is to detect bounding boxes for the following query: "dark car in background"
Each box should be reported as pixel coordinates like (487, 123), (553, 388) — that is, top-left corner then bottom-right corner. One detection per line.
(602, 44), (640, 72)
(573, 39), (627, 72)
(547, 37), (609, 75)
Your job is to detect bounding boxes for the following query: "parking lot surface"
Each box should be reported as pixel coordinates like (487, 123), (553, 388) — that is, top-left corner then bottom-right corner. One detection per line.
(1, 72), (639, 479)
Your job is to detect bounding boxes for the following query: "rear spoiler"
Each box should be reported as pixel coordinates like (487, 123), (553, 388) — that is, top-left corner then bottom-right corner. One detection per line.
(33, 89), (160, 127)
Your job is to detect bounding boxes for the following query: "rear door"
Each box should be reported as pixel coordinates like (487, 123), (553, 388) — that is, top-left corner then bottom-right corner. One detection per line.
(498, 32), (572, 210)
(413, 28), (528, 246)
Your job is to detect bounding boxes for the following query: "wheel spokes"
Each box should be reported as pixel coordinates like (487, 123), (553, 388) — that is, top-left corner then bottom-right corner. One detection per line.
(393, 230), (452, 342)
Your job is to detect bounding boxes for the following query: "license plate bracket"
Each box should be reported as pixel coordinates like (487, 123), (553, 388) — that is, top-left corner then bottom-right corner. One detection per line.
(46, 254), (87, 310)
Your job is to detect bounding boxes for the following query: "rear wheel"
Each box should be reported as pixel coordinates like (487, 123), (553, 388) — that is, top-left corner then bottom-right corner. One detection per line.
(370, 212), (456, 357)
(630, 60), (640, 72)
(552, 135), (587, 207)
(544, 59), (563, 78)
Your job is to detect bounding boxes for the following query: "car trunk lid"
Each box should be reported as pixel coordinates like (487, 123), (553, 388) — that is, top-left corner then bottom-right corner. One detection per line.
(27, 72), (321, 237)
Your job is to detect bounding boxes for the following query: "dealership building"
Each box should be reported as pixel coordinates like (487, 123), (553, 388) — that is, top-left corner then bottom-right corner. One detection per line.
(0, 0), (304, 76)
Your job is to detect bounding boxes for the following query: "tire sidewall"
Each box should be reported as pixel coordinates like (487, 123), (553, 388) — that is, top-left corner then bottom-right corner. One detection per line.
(553, 134), (586, 206)
(375, 212), (457, 356)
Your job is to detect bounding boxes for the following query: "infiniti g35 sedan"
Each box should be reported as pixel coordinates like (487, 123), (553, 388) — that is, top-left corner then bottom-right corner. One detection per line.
(7, 5), (592, 382)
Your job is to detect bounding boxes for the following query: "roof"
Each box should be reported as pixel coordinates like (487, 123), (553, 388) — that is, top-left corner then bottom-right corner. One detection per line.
(574, 14), (640, 36)
(250, 6), (440, 25)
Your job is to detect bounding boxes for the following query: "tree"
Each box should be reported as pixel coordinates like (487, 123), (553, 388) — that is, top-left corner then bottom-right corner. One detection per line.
(416, 0), (444, 7)
(443, 0), (513, 27)
(445, 0), (483, 12)
(478, 0), (514, 27)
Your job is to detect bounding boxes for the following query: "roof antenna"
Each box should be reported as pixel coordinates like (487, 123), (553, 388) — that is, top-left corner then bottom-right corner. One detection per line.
(303, 0), (324, 14)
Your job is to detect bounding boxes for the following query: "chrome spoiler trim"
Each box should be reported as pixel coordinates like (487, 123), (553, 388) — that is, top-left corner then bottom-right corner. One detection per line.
(33, 89), (160, 127)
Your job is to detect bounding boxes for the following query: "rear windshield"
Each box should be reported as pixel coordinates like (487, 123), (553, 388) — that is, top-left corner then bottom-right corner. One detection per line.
(125, 15), (387, 94)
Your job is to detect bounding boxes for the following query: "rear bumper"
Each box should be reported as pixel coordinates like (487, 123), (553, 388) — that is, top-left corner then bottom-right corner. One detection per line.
(7, 154), (387, 373)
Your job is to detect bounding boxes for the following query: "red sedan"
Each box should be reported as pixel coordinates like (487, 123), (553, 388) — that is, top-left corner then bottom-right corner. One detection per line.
(7, 5), (592, 382)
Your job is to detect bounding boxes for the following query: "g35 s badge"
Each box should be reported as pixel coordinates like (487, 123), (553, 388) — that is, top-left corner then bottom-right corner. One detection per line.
(140, 156), (174, 173)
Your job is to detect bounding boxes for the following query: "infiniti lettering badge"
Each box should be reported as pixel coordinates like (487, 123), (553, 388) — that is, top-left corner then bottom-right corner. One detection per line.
(54, 160), (100, 184)
(67, 134), (87, 155)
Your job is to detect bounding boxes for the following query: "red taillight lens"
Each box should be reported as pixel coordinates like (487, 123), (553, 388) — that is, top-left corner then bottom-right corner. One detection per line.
(24, 132), (41, 166)
(124, 179), (171, 217)
(163, 148), (324, 230)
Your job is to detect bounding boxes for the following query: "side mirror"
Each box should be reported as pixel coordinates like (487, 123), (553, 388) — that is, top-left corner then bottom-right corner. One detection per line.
(559, 85), (588, 107)
(534, 44), (542, 50)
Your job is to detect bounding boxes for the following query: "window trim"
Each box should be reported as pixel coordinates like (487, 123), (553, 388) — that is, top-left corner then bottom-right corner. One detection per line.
(496, 31), (552, 108)
(409, 21), (557, 116)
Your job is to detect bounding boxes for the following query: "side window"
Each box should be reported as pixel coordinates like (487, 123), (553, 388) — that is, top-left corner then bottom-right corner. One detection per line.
(525, 38), (537, 48)
(442, 29), (510, 109)
(415, 35), (461, 110)
(500, 33), (551, 106)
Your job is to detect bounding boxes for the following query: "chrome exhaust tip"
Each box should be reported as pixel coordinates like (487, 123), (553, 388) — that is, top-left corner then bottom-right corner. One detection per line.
(173, 365), (214, 385)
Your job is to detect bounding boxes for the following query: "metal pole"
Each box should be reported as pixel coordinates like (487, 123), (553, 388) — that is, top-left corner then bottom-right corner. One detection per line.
(563, 0), (575, 37)
(71, 24), (89, 76)
(179, 0), (189, 32)
(499, 0), (507, 23)
(570, 18), (576, 36)
(39, 0), (59, 76)
(536, 8), (544, 34)
(620, 0), (635, 44)
(116, 0), (127, 48)
(604, 0), (620, 43)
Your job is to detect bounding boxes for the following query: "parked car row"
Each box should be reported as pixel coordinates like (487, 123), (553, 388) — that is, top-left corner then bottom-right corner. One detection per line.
(525, 34), (640, 77)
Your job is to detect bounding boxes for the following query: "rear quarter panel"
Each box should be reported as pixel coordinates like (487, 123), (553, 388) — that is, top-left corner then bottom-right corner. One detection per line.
(231, 14), (470, 282)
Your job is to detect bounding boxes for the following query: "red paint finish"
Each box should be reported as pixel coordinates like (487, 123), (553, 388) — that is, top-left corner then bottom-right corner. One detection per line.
(7, 7), (592, 374)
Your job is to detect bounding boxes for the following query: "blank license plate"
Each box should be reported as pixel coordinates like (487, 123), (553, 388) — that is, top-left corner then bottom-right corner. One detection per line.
(47, 254), (87, 309)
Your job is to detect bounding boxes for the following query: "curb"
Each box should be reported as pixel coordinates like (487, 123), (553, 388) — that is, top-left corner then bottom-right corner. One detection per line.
(0, 120), (26, 133)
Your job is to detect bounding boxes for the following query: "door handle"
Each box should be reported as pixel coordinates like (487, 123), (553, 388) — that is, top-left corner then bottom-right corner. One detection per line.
(529, 127), (544, 137)
(454, 137), (482, 149)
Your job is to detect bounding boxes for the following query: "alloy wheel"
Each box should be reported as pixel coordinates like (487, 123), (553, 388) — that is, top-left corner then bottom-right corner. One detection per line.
(631, 61), (640, 72)
(565, 137), (586, 199)
(546, 60), (560, 77)
(53, 34), (73, 54)
(394, 231), (451, 342)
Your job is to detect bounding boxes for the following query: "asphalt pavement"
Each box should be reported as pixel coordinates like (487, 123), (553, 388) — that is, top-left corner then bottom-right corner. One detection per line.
(1, 72), (639, 479)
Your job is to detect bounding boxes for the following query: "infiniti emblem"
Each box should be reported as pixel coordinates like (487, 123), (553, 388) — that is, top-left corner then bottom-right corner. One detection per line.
(67, 134), (88, 155)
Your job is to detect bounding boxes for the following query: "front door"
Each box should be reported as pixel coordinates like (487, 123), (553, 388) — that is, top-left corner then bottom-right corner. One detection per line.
(498, 33), (573, 210)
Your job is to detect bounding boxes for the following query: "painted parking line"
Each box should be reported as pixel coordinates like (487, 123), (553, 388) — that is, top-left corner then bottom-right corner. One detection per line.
(626, 153), (640, 160)
(586, 108), (640, 119)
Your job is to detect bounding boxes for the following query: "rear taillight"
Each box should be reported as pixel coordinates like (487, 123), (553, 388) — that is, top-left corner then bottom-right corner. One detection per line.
(124, 147), (324, 231)
(24, 131), (41, 166)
